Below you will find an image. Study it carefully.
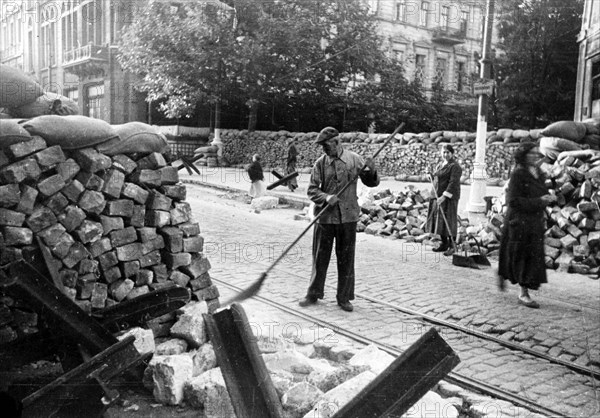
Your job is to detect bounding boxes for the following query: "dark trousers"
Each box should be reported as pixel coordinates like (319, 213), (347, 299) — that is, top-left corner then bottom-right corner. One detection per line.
(306, 222), (356, 303)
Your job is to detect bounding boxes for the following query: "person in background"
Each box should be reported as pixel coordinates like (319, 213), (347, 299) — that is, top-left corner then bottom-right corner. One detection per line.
(286, 138), (299, 192)
(426, 144), (462, 256)
(298, 126), (380, 312)
(498, 142), (556, 308)
(247, 154), (266, 198)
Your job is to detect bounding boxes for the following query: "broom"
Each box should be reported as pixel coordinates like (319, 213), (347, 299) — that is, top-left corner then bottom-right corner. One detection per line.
(220, 122), (405, 306)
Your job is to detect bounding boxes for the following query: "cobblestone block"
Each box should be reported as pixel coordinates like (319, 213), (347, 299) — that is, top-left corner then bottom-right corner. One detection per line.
(189, 272), (211, 291)
(76, 273), (97, 299)
(62, 242), (90, 269)
(116, 242), (143, 262)
(102, 169), (125, 199)
(148, 191), (172, 211)
(37, 174), (66, 197)
(122, 260), (140, 278)
(72, 148), (112, 173)
(183, 236), (204, 253)
(50, 232), (75, 259)
(127, 285), (150, 300)
(169, 271), (191, 287)
(87, 237), (112, 258)
(99, 215), (124, 235)
(127, 205), (146, 228)
(162, 252), (191, 269)
(137, 227), (157, 242)
(110, 278), (135, 302)
(104, 266), (122, 284)
(61, 179), (85, 202)
(137, 152), (167, 170)
(0, 208), (26, 226)
(78, 258), (99, 275)
(56, 158), (80, 182)
(91, 282), (108, 309)
(161, 184), (186, 201)
(98, 250), (119, 272)
(121, 182), (149, 204)
(130, 169), (162, 187)
(6, 136), (46, 160)
(112, 154), (137, 174)
(16, 185), (38, 215)
(44, 192), (69, 215)
(145, 210), (170, 228)
(76, 171), (104, 191)
(0, 184), (20, 208)
(78, 190), (107, 215)
(58, 205), (86, 232)
(160, 166), (179, 185)
(110, 226), (137, 247)
(139, 250), (161, 268)
(152, 264), (168, 283)
(38, 223), (67, 246)
(60, 269), (78, 288)
(0, 158), (41, 183)
(135, 269), (153, 286)
(181, 253), (210, 278)
(32, 145), (66, 171)
(193, 284), (219, 301)
(2, 226), (33, 245)
(142, 235), (165, 254)
(160, 227), (183, 253)
(26, 206), (57, 233)
(104, 199), (134, 217)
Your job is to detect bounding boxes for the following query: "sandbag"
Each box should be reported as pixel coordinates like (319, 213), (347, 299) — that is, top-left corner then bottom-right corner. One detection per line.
(0, 119), (32, 148)
(539, 136), (582, 160)
(21, 115), (118, 149)
(541, 121), (587, 142)
(95, 122), (168, 156)
(194, 145), (218, 154)
(10, 93), (79, 118)
(0, 64), (44, 108)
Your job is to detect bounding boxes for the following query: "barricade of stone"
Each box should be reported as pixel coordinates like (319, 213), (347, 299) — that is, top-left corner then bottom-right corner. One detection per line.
(0, 115), (217, 345)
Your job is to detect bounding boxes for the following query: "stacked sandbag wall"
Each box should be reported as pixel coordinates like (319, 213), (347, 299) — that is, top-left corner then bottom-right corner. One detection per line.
(0, 116), (218, 344)
(219, 129), (516, 183)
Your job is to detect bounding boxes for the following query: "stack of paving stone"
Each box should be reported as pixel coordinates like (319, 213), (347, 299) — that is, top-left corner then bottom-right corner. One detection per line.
(356, 188), (431, 241)
(0, 130), (218, 343)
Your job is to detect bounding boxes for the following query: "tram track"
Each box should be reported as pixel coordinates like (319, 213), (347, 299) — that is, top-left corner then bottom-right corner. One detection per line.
(214, 277), (574, 418)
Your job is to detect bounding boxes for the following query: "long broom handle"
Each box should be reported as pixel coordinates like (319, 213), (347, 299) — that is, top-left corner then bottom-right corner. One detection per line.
(428, 174), (458, 252)
(263, 122), (405, 276)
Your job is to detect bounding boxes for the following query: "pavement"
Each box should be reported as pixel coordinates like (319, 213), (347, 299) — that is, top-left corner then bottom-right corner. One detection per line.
(177, 165), (600, 417)
(178, 165), (506, 218)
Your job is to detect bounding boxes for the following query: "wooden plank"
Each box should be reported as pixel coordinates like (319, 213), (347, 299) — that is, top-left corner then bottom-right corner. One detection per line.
(332, 328), (460, 418)
(203, 303), (284, 418)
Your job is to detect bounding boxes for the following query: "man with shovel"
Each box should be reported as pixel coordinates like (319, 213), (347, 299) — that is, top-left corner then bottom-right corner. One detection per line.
(298, 127), (380, 312)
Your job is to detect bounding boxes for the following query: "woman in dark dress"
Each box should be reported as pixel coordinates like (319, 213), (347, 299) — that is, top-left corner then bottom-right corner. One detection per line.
(426, 144), (462, 256)
(498, 142), (557, 308)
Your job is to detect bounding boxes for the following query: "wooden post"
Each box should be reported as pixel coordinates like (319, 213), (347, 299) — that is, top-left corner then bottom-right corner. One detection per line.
(203, 303), (284, 418)
(332, 328), (460, 418)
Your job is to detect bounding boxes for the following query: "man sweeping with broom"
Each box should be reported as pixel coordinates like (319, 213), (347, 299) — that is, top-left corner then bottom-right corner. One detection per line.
(298, 127), (380, 312)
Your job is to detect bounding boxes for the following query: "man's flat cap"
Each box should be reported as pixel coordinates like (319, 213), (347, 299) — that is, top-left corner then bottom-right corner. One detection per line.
(315, 126), (339, 144)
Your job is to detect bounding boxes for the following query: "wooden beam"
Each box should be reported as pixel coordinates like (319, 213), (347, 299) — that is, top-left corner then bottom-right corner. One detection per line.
(204, 303), (284, 418)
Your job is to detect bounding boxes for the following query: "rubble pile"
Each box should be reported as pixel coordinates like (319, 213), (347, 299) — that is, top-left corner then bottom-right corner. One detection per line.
(0, 117), (218, 343)
(135, 300), (467, 417)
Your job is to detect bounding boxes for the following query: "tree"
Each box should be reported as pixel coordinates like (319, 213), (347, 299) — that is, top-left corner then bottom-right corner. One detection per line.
(118, 0), (387, 131)
(494, 0), (583, 128)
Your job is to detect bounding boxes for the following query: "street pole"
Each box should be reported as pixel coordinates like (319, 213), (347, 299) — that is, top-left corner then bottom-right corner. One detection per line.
(467, 0), (495, 220)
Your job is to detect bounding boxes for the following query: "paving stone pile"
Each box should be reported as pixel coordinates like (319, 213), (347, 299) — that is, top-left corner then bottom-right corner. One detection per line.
(0, 127), (218, 343)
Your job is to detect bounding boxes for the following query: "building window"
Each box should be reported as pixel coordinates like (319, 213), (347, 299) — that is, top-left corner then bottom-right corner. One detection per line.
(86, 84), (106, 120)
(420, 2), (429, 27)
(82, 0), (104, 46)
(394, 49), (404, 62)
(435, 58), (447, 87)
(456, 61), (467, 91)
(396, 1), (406, 22)
(40, 22), (56, 68)
(415, 54), (426, 84)
(592, 61), (600, 102)
(441, 6), (450, 30)
(460, 9), (470, 34)
(62, 3), (78, 54)
(66, 88), (79, 104)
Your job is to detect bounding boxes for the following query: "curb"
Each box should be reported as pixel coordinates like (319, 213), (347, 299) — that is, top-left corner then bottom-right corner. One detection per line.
(181, 179), (310, 209)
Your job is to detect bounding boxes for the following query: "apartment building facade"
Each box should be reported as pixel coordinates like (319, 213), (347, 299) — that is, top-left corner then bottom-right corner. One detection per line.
(1, 0), (496, 123)
(368, 0), (496, 104)
(575, 0), (600, 120)
(0, 0), (145, 123)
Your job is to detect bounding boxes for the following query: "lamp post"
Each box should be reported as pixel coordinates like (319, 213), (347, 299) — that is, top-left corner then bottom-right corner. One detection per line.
(467, 0), (495, 220)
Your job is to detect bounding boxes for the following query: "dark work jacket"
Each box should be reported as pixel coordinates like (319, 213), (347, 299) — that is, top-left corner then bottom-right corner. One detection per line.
(287, 144), (298, 165)
(498, 166), (549, 289)
(247, 161), (264, 182)
(308, 148), (379, 224)
(433, 159), (462, 200)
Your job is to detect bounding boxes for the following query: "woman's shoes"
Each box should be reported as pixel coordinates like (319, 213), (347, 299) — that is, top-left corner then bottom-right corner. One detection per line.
(432, 244), (449, 253)
(518, 296), (540, 309)
(443, 247), (455, 256)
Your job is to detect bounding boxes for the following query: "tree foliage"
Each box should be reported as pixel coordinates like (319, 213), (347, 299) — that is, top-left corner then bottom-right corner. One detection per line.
(494, 0), (583, 128)
(118, 0), (388, 130)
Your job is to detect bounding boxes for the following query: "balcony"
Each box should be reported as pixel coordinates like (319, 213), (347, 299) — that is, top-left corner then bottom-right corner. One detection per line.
(431, 27), (466, 46)
(62, 43), (109, 76)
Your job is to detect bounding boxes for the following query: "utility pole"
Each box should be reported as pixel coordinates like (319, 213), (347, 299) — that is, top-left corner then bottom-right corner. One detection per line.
(467, 0), (495, 220)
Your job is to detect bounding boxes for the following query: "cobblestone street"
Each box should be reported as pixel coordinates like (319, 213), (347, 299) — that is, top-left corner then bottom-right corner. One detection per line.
(182, 170), (600, 417)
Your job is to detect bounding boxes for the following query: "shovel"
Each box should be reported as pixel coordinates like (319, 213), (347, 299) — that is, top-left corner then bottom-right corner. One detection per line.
(428, 175), (480, 270)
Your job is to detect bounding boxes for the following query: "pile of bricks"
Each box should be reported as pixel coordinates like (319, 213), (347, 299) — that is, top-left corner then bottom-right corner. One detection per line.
(486, 152), (600, 276)
(0, 136), (218, 343)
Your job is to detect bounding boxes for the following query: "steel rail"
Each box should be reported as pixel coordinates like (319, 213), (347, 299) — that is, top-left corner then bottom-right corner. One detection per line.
(214, 277), (574, 418)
